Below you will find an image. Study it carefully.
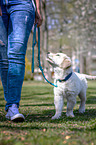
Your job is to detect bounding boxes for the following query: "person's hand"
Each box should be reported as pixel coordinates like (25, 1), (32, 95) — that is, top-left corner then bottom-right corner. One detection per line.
(0, 6), (2, 16)
(35, 11), (43, 27)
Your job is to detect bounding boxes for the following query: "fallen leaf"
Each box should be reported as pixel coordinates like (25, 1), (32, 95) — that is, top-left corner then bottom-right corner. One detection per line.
(21, 137), (25, 141)
(65, 136), (71, 140)
(43, 128), (46, 132)
(61, 132), (65, 135)
(63, 141), (67, 144)
(7, 137), (11, 140)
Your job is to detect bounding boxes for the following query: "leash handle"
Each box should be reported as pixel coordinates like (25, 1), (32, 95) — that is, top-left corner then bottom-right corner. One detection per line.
(32, 24), (58, 87)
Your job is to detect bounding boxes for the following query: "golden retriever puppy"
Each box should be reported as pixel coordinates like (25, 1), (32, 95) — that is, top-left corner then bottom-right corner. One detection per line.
(47, 52), (96, 119)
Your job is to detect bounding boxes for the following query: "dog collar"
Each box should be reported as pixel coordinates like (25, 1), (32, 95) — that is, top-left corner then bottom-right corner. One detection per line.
(57, 72), (72, 82)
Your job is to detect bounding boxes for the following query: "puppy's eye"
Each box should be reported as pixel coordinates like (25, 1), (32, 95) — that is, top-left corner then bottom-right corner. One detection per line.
(56, 54), (60, 56)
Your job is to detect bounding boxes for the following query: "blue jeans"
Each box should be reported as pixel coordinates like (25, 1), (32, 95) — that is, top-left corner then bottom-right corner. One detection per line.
(0, 0), (35, 111)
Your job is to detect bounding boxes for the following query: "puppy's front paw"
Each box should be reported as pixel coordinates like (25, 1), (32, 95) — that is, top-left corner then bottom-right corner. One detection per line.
(66, 112), (74, 117)
(79, 109), (85, 113)
(51, 114), (61, 120)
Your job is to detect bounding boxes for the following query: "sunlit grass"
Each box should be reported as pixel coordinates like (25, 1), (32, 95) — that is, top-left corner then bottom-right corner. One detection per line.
(0, 80), (96, 145)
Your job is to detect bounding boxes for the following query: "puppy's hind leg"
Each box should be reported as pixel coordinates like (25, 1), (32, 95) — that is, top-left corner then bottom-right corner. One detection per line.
(51, 94), (63, 120)
(79, 90), (86, 113)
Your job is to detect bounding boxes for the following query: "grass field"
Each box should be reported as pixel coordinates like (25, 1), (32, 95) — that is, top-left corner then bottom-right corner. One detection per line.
(0, 80), (96, 145)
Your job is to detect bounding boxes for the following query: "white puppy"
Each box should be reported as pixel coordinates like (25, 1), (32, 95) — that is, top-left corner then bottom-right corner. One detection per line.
(47, 52), (96, 119)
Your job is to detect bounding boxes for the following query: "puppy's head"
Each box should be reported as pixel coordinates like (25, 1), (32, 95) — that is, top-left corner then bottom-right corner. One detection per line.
(47, 52), (72, 69)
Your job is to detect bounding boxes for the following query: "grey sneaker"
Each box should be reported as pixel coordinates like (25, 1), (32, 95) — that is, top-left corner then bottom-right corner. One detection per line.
(6, 104), (25, 122)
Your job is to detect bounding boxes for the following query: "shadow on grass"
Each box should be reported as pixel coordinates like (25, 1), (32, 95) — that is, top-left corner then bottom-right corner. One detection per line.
(0, 108), (96, 132)
(76, 99), (96, 105)
(21, 103), (54, 107)
(76, 94), (96, 104)
(87, 87), (96, 90)
(0, 104), (5, 107)
(0, 123), (49, 130)
(25, 108), (96, 122)
(22, 91), (52, 98)
(21, 96), (53, 102)
(0, 98), (5, 101)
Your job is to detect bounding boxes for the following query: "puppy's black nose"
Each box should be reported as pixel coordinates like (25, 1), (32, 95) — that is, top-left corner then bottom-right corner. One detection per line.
(47, 52), (50, 55)
(47, 52), (50, 57)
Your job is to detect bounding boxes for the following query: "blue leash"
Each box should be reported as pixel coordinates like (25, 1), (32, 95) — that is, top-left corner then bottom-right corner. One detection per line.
(32, 24), (37, 73)
(32, 24), (57, 87)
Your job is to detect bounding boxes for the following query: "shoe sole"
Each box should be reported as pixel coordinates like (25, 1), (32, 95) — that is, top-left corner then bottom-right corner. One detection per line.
(11, 114), (25, 122)
(12, 117), (25, 122)
(6, 114), (25, 122)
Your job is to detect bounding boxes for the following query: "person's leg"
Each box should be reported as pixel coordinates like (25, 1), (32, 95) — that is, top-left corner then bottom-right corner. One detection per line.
(5, 4), (35, 111)
(0, 9), (8, 102)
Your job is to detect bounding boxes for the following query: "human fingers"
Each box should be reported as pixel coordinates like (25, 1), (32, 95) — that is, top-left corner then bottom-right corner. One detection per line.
(0, 7), (2, 16)
(35, 11), (43, 27)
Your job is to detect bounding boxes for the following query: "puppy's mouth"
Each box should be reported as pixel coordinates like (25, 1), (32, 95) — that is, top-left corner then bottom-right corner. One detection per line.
(46, 57), (54, 65)
(46, 53), (58, 67)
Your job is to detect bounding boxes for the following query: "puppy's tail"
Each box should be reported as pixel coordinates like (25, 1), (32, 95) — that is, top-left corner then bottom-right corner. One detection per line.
(82, 74), (96, 80)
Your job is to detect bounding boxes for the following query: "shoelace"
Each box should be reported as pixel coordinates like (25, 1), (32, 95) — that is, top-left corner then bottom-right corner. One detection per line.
(8, 107), (19, 115)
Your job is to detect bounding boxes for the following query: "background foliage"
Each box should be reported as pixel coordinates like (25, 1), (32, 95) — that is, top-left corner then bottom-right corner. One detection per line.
(25, 0), (96, 80)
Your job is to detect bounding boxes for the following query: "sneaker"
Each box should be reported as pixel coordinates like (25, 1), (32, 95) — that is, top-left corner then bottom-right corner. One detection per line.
(6, 104), (25, 122)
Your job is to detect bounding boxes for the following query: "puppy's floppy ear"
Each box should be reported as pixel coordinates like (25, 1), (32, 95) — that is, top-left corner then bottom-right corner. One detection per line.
(60, 58), (72, 69)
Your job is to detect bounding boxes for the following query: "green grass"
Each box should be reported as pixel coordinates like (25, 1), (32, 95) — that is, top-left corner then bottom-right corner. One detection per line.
(0, 80), (96, 145)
